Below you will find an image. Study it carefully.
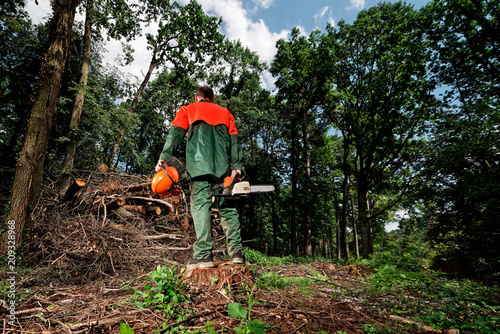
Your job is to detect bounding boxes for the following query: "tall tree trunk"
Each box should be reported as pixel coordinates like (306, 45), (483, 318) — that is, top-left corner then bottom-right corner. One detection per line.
(357, 180), (370, 258)
(271, 193), (278, 256)
(349, 184), (359, 259)
(340, 172), (350, 260)
(367, 198), (374, 255)
(107, 55), (158, 168)
(290, 117), (298, 255)
(336, 225), (341, 260)
(339, 135), (350, 260)
(301, 109), (313, 256)
(327, 225), (333, 258)
(60, 0), (93, 196)
(0, 0), (78, 253)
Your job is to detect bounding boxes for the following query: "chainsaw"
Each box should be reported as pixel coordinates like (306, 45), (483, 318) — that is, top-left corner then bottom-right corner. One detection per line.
(210, 170), (275, 198)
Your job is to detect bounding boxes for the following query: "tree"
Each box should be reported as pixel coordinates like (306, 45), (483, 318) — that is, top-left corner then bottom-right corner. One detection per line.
(420, 0), (500, 276)
(1, 0), (26, 17)
(270, 27), (331, 256)
(106, 0), (224, 168)
(1, 0), (79, 253)
(59, 0), (142, 195)
(324, 2), (436, 257)
(0, 16), (47, 168)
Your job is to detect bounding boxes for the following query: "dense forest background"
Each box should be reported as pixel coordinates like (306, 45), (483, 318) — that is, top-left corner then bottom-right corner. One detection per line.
(1, 0), (498, 279)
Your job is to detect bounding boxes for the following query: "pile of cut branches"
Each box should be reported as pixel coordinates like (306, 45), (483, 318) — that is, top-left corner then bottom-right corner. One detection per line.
(22, 166), (197, 284)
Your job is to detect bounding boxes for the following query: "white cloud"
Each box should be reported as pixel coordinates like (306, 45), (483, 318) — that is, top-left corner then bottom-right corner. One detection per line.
(252, 0), (275, 9)
(315, 6), (329, 21)
(196, 0), (288, 64)
(314, 6), (335, 28)
(346, 0), (365, 11)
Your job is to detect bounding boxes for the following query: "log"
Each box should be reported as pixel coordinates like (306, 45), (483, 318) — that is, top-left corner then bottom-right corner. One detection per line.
(123, 205), (147, 215)
(138, 233), (184, 241)
(147, 206), (162, 215)
(104, 196), (126, 208)
(61, 178), (87, 202)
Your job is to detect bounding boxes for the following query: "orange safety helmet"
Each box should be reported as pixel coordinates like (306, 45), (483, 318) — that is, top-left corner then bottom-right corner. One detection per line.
(151, 167), (180, 196)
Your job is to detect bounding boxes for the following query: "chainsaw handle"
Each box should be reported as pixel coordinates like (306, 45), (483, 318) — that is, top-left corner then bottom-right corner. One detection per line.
(232, 169), (245, 180)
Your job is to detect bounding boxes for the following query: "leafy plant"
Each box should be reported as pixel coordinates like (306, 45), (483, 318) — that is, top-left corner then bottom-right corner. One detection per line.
(130, 264), (201, 332)
(120, 323), (134, 334)
(228, 302), (274, 334)
(131, 265), (189, 310)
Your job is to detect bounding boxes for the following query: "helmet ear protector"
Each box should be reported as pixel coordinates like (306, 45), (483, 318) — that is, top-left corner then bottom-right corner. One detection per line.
(151, 166), (180, 196)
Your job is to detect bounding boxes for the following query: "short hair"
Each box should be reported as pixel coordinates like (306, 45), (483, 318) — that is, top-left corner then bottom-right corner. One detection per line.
(196, 85), (214, 101)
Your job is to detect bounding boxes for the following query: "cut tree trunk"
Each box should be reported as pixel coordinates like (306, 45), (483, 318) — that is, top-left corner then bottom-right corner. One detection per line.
(184, 263), (251, 288)
(60, 178), (87, 202)
(147, 206), (161, 215)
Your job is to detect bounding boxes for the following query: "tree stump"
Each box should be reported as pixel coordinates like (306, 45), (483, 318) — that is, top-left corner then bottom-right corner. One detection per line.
(184, 262), (252, 289)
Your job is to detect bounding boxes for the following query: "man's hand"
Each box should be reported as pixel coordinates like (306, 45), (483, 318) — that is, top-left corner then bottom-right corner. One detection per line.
(156, 159), (166, 172)
(231, 169), (242, 178)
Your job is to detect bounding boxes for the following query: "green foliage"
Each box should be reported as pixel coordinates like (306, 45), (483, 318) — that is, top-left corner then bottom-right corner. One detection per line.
(367, 261), (500, 333)
(244, 248), (317, 266)
(0, 16), (46, 167)
(418, 0), (500, 278)
(227, 302), (275, 334)
(131, 265), (189, 310)
(119, 323), (134, 334)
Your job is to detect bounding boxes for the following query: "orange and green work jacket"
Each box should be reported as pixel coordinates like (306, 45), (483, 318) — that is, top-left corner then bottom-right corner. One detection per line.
(159, 100), (244, 179)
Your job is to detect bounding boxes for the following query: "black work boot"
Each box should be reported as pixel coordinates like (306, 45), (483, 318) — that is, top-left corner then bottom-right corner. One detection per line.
(186, 254), (214, 268)
(232, 250), (245, 264)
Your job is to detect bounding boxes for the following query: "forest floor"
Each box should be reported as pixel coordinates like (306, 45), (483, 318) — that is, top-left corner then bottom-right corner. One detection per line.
(0, 169), (496, 333)
(1, 255), (438, 334)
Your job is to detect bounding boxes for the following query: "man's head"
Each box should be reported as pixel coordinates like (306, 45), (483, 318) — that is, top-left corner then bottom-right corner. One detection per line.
(195, 85), (214, 102)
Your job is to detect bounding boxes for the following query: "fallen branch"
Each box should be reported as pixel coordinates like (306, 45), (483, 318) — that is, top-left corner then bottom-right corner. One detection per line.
(137, 233), (184, 241)
(69, 313), (140, 330)
(127, 196), (174, 212)
(388, 315), (440, 332)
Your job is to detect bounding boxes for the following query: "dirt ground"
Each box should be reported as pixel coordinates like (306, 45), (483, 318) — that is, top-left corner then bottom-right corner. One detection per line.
(1, 170), (435, 333)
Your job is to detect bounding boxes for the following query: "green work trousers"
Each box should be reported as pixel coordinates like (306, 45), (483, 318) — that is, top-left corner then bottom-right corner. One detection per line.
(190, 180), (243, 260)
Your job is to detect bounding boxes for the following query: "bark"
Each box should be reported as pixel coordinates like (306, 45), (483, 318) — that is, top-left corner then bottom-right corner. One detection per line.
(290, 117), (298, 255)
(340, 172), (350, 260)
(271, 192), (278, 256)
(339, 136), (350, 260)
(302, 108), (312, 256)
(59, 0), (94, 196)
(357, 180), (370, 258)
(1, 0), (78, 253)
(107, 54), (158, 168)
(350, 184), (360, 259)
